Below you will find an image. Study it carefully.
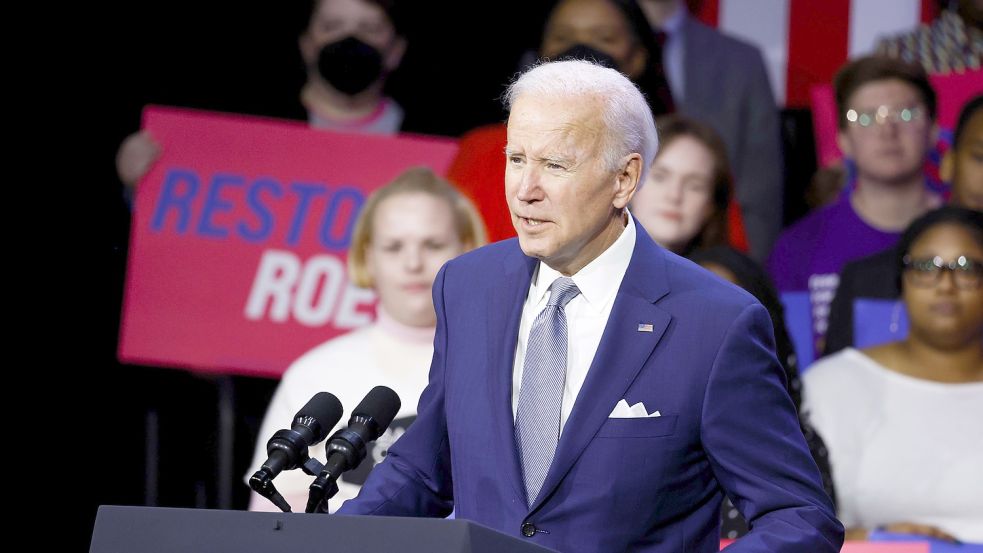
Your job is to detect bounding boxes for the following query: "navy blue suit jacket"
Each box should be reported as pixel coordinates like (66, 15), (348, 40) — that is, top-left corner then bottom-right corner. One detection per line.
(338, 222), (843, 552)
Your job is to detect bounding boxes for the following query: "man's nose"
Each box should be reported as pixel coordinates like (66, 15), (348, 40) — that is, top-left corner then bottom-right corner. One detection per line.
(515, 168), (544, 203)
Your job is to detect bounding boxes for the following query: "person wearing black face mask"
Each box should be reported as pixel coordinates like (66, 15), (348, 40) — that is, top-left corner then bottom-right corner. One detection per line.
(298, 0), (407, 134)
(115, 0), (408, 195)
(539, 0), (674, 117)
(315, 36), (386, 96)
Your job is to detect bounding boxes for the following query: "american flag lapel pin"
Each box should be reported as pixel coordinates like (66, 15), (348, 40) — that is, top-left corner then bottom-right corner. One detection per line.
(637, 323), (654, 332)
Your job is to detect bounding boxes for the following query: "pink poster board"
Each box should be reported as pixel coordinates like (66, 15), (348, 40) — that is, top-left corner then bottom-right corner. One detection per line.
(119, 106), (458, 377)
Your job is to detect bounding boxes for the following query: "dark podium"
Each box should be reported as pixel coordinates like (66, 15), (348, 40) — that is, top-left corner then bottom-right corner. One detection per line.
(90, 505), (558, 553)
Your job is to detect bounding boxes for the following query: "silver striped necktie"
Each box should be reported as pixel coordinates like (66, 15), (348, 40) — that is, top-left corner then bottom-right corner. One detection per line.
(515, 276), (581, 507)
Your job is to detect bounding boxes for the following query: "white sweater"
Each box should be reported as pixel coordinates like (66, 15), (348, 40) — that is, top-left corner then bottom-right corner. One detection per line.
(803, 348), (983, 543)
(245, 316), (434, 513)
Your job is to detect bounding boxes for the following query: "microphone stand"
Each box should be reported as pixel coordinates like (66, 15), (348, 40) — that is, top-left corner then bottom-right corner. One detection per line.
(248, 470), (293, 513)
(306, 426), (369, 513)
(250, 456), (329, 513)
(306, 454), (345, 513)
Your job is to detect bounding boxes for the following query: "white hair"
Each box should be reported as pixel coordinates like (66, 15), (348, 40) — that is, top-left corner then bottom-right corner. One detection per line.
(503, 59), (658, 181)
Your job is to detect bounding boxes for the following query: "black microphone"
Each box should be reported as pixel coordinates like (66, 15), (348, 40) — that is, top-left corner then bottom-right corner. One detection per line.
(307, 386), (401, 513)
(249, 392), (343, 512)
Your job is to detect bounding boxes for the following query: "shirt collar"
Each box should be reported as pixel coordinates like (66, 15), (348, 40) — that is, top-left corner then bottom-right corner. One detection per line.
(530, 210), (637, 314)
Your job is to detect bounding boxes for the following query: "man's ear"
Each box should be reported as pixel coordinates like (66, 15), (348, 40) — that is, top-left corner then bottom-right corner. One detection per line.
(613, 153), (643, 209)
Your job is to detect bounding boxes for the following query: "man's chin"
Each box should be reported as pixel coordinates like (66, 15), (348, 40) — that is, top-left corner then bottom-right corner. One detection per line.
(517, 235), (550, 261)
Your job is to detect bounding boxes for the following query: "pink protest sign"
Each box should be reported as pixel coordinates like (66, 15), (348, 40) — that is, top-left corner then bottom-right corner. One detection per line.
(119, 106), (459, 377)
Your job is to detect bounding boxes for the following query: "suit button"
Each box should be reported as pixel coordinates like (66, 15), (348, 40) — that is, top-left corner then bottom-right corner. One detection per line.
(521, 522), (537, 537)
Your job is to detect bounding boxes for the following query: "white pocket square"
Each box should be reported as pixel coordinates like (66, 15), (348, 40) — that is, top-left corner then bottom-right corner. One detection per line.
(608, 399), (661, 418)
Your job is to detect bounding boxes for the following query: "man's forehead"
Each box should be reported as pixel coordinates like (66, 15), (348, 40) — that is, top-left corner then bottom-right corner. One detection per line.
(849, 79), (924, 107)
(506, 128), (605, 165)
(507, 94), (606, 153)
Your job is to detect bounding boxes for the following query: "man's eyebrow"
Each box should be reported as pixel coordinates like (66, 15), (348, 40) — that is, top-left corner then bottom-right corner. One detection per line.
(536, 154), (577, 165)
(505, 141), (580, 165)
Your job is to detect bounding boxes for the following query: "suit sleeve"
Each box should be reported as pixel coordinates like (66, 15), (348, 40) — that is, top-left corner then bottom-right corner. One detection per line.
(702, 303), (843, 552)
(734, 49), (784, 262)
(336, 265), (455, 517)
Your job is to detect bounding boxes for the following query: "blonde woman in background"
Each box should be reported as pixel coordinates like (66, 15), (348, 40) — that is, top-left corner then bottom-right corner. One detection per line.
(245, 167), (485, 512)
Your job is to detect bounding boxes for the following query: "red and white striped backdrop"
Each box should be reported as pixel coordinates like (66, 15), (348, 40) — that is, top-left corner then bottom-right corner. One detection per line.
(692, 0), (939, 107)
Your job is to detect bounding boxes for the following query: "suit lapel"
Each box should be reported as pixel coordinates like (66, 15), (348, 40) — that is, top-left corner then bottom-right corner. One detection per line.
(530, 224), (673, 512)
(487, 244), (537, 506)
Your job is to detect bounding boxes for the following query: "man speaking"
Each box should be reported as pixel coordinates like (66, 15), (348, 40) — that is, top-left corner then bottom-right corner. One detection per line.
(337, 60), (843, 552)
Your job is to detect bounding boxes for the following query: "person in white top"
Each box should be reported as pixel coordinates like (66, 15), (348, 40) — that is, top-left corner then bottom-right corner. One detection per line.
(803, 206), (983, 544)
(245, 167), (485, 513)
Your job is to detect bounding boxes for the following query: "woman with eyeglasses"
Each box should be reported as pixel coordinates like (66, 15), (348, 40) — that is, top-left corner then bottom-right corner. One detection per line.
(802, 206), (983, 544)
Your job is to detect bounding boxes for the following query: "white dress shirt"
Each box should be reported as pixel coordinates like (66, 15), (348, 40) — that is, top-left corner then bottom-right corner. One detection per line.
(511, 210), (637, 435)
